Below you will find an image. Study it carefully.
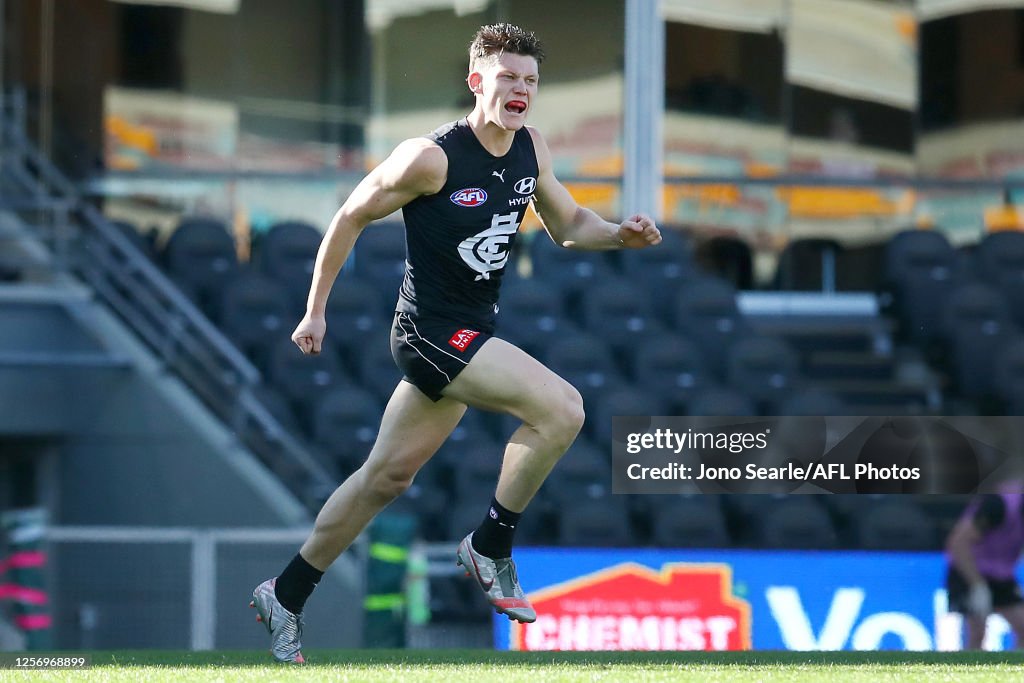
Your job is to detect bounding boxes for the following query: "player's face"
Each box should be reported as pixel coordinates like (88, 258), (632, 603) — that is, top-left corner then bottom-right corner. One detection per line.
(469, 53), (539, 131)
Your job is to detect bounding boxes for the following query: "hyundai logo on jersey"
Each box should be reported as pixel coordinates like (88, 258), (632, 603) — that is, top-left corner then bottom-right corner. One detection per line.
(514, 177), (537, 195)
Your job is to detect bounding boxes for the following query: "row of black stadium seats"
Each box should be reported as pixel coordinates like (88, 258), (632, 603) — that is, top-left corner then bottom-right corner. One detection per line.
(211, 266), (759, 387)
(426, 492), (960, 622)
(881, 229), (1024, 408)
(144, 216), (1024, 431)
(394, 485), (946, 550)
(152, 215), (702, 316)
(251, 324), (838, 458)
(269, 375), (844, 475)
(259, 382), (842, 482)
(883, 228), (1024, 342)
(167, 231), (816, 425)
(128, 215), (994, 553)
(131, 215), (1024, 324)
(137, 215), (1024, 410)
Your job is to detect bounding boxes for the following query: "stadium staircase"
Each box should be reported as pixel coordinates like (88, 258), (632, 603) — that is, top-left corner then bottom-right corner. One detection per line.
(0, 90), (336, 510)
(0, 90), (363, 649)
(739, 291), (944, 414)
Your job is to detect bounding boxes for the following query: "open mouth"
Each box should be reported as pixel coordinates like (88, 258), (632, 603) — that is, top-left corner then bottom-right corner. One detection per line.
(504, 100), (527, 114)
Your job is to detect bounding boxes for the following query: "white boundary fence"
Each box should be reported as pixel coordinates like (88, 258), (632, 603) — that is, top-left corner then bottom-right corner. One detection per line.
(45, 526), (363, 650)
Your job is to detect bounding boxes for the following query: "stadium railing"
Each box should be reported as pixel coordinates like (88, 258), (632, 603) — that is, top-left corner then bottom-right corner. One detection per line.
(0, 89), (336, 507)
(45, 525), (365, 650)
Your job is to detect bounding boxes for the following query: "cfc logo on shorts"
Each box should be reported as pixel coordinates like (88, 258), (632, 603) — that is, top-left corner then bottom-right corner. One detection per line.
(448, 329), (480, 352)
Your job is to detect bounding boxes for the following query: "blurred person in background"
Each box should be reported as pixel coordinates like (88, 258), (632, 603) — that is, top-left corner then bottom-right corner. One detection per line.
(945, 481), (1024, 649)
(249, 22), (661, 663)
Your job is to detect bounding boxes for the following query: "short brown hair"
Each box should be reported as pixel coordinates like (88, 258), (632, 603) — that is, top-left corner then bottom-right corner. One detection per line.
(469, 23), (544, 70)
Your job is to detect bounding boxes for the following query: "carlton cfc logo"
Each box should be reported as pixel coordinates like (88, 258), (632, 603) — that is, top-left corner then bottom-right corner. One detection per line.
(459, 211), (519, 281)
(450, 188), (488, 207)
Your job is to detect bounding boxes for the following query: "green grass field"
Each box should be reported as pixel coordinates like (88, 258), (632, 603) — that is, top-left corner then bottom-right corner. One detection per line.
(5, 650), (1024, 682)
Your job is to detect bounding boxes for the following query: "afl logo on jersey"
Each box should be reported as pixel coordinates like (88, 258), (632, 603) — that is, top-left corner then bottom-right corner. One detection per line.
(450, 188), (488, 207)
(514, 177), (537, 195)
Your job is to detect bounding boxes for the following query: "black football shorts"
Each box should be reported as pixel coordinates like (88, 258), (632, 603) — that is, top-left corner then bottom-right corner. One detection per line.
(946, 566), (1024, 614)
(390, 311), (492, 401)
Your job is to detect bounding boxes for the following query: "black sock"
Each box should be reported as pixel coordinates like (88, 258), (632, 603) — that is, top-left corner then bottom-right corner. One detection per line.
(471, 497), (522, 559)
(274, 553), (324, 615)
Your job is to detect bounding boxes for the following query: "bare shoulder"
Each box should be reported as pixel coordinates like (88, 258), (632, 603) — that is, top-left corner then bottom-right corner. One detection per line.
(525, 125), (548, 150)
(382, 137), (447, 194)
(525, 126), (552, 169)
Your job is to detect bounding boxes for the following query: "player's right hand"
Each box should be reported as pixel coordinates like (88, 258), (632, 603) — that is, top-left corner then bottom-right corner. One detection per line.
(291, 314), (326, 355)
(966, 582), (992, 617)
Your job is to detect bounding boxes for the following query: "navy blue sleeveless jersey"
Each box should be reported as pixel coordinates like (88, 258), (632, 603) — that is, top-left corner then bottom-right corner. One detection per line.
(396, 118), (538, 331)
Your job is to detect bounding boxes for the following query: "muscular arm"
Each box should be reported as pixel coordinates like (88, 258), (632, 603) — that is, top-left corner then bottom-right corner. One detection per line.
(947, 518), (987, 586)
(526, 127), (660, 251)
(293, 138), (446, 354)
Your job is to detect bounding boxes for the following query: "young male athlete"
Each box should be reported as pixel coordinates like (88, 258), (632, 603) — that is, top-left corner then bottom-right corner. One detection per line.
(945, 484), (1024, 649)
(250, 23), (661, 662)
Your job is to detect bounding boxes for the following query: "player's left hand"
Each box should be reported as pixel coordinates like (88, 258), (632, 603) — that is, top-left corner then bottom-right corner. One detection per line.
(618, 214), (661, 249)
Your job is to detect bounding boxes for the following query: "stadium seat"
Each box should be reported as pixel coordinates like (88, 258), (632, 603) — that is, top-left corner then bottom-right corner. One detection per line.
(386, 483), (450, 543)
(111, 219), (157, 261)
(217, 270), (293, 369)
(249, 383), (303, 436)
(162, 216), (238, 317)
(442, 494), (557, 547)
(514, 510), (559, 546)
(432, 409), (497, 465)
(311, 386), (382, 475)
(646, 496), (731, 548)
(495, 278), (578, 358)
(326, 277), (389, 345)
(348, 329), (403, 404)
(589, 387), (669, 445)
(543, 332), (625, 404)
(542, 439), (612, 506)
(258, 221), (322, 310)
(558, 497), (634, 548)
(687, 387), (757, 416)
(528, 232), (618, 313)
(723, 494), (780, 543)
(619, 228), (697, 318)
(823, 494), (880, 542)
(578, 277), (665, 355)
(354, 221), (407, 298)
(628, 332), (715, 413)
(854, 499), (936, 550)
(992, 336), (1024, 413)
(725, 335), (803, 410)
(773, 387), (849, 416)
(942, 282), (1018, 399)
(973, 230), (1024, 325)
(266, 336), (352, 428)
(915, 495), (972, 543)
(694, 236), (754, 289)
(671, 276), (749, 376)
(773, 237), (845, 292)
(882, 229), (960, 345)
(449, 445), (502, 497)
(446, 501), (492, 542)
(752, 498), (838, 549)
(490, 410), (525, 445)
